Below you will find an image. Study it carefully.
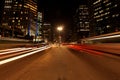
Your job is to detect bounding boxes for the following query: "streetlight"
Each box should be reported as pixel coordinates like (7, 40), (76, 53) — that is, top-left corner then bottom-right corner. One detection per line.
(57, 26), (63, 46)
(57, 26), (63, 31)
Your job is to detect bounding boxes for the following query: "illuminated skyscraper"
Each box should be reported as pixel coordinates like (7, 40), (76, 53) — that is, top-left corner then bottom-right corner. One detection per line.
(43, 23), (52, 42)
(34, 12), (43, 42)
(88, 0), (120, 36)
(1, 0), (37, 38)
(74, 5), (90, 39)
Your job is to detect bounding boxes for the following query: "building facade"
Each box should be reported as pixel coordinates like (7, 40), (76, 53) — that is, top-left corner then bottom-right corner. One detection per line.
(89, 0), (120, 36)
(74, 5), (90, 40)
(1, 0), (37, 38)
(43, 23), (53, 42)
(37, 12), (43, 37)
(34, 12), (43, 42)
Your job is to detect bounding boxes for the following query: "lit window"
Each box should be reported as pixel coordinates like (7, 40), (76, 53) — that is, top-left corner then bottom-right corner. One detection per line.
(112, 14), (119, 17)
(106, 8), (109, 10)
(106, 2), (111, 6)
(97, 18), (103, 22)
(4, 12), (6, 14)
(112, 14), (116, 17)
(16, 2), (18, 4)
(116, 14), (119, 17)
(5, 0), (12, 3)
(106, 25), (110, 28)
(24, 5), (28, 8)
(19, 4), (22, 7)
(94, 12), (98, 15)
(14, 5), (17, 6)
(2, 23), (8, 26)
(93, 0), (101, 5)
(105, 16), (109, 19)
(4, 6), (11, 8)
(21, 11), (23, 14)
(105, 12), (110, 15)
(18, 20), (20, 22)
(26, 17), (28, 20)
(103, 0), (109, 3)
(16, 17), (19, 19)
(22, 26), (24, 28)
(101, 14), (104, 17)
(85, 22), (89, 24)
(96, 15), (100, 18)
(95, 7), (102, 11)
(99, 10), (103, 13)
(114, 4), (117, 7)
(18, 23), (20, 25)
(13, 17), (15, 19)
(12, 20), (15, 23)
(9, 26), (11, 28)
(94, 16), (96, 18)
(13, 12), (15, 14)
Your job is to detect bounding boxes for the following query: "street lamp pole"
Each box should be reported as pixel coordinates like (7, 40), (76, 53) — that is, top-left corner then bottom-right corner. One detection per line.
(57, 26), (63, 46)
(58, 31), (61, 44)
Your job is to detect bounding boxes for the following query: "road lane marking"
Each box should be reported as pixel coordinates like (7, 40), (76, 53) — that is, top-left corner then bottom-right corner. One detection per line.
(0, 46), (51, 65)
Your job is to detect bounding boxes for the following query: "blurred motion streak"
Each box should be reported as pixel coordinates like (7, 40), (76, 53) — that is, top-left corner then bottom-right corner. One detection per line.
(69, 45), (105, 55)
(0, 45), (51, 65)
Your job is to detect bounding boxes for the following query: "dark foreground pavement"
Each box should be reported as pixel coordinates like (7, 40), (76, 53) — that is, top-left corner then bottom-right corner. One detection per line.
(0, 46), (120, 80)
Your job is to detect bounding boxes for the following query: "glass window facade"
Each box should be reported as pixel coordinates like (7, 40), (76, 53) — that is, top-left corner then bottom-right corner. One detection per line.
(1, 0), (37, 38)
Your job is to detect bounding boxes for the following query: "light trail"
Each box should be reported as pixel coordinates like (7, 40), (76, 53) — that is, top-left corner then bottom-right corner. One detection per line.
(0, 48), (32, 55)
(88, 34), (120, 40)
(0, 45), (51, 65)
(0, 48), (22, 52)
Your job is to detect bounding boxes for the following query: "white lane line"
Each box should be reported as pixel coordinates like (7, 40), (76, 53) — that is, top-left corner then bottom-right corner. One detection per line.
(0, 48), (32, 55)
(0, 46), (51, 65)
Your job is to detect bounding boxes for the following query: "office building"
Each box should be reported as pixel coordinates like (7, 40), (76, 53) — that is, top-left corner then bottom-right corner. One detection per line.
(74, 5), (90, 40)
(89, 0), (120, 36)
(43, 23), (53, 42)
(33, 12), (43, 42)
(1, 0), (37, 38)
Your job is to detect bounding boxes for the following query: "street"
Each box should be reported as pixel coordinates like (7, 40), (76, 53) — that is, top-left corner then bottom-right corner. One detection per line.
(0, 45), (120, 80)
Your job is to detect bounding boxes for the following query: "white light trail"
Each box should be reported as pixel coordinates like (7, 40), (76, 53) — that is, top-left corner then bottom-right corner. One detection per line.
(0, 46), (51, 65)
(0, 48), (32, 55)
(88, 35), (120, 40)
(0, 48), (22, 52)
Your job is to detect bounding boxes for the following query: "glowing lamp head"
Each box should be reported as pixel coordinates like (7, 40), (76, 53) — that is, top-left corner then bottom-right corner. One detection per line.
(57, 26), (63, 31)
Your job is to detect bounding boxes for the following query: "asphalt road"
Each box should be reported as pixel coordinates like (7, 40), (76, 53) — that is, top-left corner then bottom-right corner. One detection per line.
(0, 46), (120, 80)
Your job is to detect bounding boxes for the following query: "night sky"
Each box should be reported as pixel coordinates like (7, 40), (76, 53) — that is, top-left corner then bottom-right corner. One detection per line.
(38, 0), (81, 28)
(0, 0), (87, 30)
(37, 0), (87, 41)
(0, 0), (4, 21)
